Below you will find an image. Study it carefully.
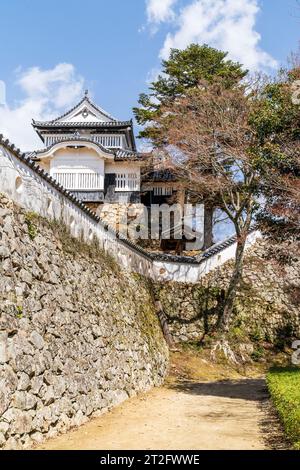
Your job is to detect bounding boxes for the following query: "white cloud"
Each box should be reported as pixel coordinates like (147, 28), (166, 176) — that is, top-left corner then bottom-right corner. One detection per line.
(146, 67), (161, 85)
(0, 63), (84, 151)
(148, 0), (278, 72)
(0, 80), (6, 105)
(146, 0), (178, 24)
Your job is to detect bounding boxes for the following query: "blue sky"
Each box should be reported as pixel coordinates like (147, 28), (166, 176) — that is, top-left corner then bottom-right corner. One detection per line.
(0, 0), (299, 150)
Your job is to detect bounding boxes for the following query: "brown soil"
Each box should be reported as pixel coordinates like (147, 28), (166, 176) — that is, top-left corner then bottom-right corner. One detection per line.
(37, 350), (287, 450)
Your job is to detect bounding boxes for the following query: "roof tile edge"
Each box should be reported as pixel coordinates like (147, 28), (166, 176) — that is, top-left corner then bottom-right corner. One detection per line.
(33, 94), (118, 125)
(0, 133), (153, 261)
(0, 134), (258, 267)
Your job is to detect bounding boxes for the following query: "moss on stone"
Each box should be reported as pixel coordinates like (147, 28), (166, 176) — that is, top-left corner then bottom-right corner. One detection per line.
(25, 211), (39, 240)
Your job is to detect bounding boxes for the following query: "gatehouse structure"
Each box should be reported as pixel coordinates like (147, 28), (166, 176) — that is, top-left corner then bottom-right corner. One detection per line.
(30, 91), (143, 212)
(27, 91), (208, 252)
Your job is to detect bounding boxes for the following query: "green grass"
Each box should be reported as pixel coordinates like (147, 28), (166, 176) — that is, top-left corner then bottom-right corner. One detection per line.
(267, 366), (300, 449)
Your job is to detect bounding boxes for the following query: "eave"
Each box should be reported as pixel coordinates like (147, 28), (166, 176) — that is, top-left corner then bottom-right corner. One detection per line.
(49, 95), (117, 123)
(32, 120), (132, 129)
(29, 137), (143, 162)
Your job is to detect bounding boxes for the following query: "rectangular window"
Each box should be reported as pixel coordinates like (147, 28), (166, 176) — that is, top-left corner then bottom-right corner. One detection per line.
(53, 172), (103, 190)
(115, 173), (140, 192)
(93, 135), (123, 148)
(153, 186), (173, 196)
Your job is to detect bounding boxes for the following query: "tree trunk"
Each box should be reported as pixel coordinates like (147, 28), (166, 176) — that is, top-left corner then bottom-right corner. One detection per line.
(147, 279), (176, 348)
(155, 301), (175, 348)
(220, 237), (246, 332)
(203, 205), (214, 249)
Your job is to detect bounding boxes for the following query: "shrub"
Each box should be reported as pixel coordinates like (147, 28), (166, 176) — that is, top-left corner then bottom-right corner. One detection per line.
(267, 366), (300, 449)
(25, 212), (38, 240)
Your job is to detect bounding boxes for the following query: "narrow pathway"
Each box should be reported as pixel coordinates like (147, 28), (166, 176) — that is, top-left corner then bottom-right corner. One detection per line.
(38, 376), (284, 450)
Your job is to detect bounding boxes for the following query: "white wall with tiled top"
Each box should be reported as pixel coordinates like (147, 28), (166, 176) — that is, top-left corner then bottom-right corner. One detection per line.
(0, 141), (261, 283)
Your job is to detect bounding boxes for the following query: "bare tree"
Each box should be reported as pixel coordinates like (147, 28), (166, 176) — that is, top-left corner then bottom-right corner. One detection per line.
(156, 68), (300, 356)
(157, 81), (259, 345)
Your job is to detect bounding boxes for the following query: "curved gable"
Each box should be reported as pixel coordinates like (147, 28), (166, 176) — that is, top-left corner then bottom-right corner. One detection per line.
(34, 138), (115, 161)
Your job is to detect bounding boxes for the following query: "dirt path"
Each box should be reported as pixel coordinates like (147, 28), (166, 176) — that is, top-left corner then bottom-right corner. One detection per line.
(38, 352), (286, 450)
(39, 379), (270, 450)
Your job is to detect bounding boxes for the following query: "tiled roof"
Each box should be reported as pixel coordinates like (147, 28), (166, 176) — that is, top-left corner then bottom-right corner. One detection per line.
(143, 169), (177, 182)
(0, 135), (102, 222)
(31, 93), (136, 151)
(148, 226), (258, 264)
(115, 149), (142, 161)
(0, 133), (149, 259)
(38, 95), (117, 124)
(32, 120), (132, 128)
(0, 133), (258, 266)
(31, 137), (114, 156)
(29, 136), (141, 161)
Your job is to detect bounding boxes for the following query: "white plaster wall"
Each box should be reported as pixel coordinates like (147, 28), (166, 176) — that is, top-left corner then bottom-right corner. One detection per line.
(50, 148), (105, 190)
(66, 113), (108, 123)
(152, 230), (262, 283)
(50, 148), (104, 172)
(0, 144), (151, 275)
(105, 162), (140, 174)
(57, 101), (111, 123)
(0, 143), (261, 284)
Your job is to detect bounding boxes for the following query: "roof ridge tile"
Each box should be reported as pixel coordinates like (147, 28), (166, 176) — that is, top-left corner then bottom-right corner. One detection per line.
(34, 95), (118, 124)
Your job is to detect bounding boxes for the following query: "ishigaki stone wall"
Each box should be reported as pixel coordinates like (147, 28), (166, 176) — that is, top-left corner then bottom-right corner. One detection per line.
(0, 195), (168, 449)
(155, 239), (300, 346)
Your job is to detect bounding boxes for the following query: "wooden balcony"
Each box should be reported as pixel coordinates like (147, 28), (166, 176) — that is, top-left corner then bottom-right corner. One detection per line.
(115, 173), (140, 192)
(52, 172), (103, 191)
(45, 134), (124, 148)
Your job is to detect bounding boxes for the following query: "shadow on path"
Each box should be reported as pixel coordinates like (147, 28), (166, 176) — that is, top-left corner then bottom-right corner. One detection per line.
(168, 377), (289, 449)
(168, 378), (267, 401)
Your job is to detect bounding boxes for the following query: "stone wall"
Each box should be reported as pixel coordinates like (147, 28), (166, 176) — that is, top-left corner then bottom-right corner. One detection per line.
(0, 195), (168, 449)
(155, 240), (300, 345)
(98, 202), (145, 234)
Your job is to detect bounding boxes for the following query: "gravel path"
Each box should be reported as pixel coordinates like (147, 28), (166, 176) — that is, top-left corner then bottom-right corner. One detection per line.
(38, 377), (285, 450)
